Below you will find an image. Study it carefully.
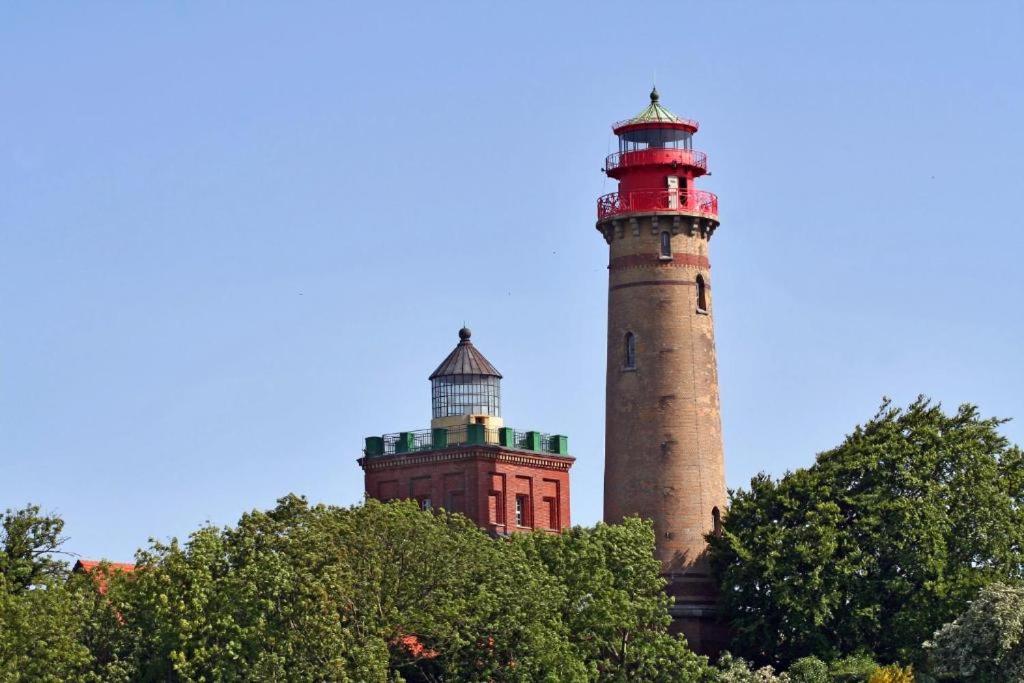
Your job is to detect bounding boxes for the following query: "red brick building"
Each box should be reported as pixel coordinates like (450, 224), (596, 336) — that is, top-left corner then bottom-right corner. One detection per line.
(359, 328), (573, 534)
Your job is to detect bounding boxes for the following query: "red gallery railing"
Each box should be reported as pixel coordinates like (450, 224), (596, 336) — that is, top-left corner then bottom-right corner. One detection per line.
(604, 148), (707, 174)
(597, 189), (719, 221)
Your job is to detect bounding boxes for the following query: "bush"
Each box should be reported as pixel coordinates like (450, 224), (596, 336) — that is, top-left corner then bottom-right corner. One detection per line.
(788, 656), (829, 683)
(715, 652), (791, 682)
(868, 665), (914, 683)
(829, 653), (880, 682)
(924, 582), (1024, 682)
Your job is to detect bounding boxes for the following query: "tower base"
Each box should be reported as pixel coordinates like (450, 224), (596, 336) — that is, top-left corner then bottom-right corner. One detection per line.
(665, 569), (730, 658)
(668, 604), (730, 660)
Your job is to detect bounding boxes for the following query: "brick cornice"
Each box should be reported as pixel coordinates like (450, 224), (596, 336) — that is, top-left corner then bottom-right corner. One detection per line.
(609, 253), (710, 271)
(358, 445), (575, 473)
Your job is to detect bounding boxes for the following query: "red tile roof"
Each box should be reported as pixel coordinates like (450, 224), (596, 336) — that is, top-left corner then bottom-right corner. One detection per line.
(73, 559), (136, 574)
(72, 559), (136, 594)
(394, 634), (440, 660)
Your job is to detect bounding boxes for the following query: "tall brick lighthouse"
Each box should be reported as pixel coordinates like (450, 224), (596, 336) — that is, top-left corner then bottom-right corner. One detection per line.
(597, 89), (728, 653)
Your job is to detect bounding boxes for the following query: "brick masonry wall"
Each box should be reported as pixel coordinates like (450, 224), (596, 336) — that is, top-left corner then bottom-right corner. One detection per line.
(600, 214), (727, 651)
(361, 446), (572, 535)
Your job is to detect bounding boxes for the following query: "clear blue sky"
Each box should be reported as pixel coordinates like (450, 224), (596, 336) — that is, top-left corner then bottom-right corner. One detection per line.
(2, 2), (1022, 562)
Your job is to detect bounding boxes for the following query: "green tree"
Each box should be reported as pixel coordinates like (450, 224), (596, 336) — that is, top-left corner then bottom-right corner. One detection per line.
(0, 499), (711, 680)
(925, 582), (1024, 682)
(0, 505), (108, 682)
(0, 576), (103, 682)
(110, 497), (387, 681)
(111, 496), (584, 682)
(1, 505), (69, 592)
(708, 398), (1024, 667)
(515, 518), (712, 682)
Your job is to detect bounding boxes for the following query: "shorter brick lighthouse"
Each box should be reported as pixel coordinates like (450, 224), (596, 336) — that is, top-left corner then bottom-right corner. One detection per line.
(598, 89), (728, 654)
(359, 328), (574, 534)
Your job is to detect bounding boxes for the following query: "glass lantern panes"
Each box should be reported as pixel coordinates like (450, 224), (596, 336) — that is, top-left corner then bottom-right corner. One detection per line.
(431, 374), (501, 419)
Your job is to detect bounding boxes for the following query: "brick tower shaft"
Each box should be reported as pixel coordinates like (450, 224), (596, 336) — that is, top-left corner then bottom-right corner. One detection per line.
(598, 89), (728, 655)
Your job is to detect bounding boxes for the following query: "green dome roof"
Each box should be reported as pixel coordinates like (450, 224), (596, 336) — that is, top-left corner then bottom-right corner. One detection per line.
(614, 88), (698, 133)
(626, 87), (685, 125)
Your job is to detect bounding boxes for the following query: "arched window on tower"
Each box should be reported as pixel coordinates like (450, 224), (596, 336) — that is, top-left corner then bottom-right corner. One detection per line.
(624, 332), (636, 370)
(660, 231), (672, 258)
(712, 506), (723, 536)
(696, 275), (707, 313)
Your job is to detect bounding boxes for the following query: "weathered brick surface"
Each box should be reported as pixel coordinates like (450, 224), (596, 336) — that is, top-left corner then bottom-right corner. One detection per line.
(360, 446), (572, 534)
(600, 214), (728, 654)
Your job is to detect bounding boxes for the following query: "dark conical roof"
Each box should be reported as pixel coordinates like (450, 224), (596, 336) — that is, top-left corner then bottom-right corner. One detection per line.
(428, 327), (502, 380)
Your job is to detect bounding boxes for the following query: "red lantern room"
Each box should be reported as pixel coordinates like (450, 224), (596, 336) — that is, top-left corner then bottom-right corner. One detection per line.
(598, 87), (718, 222)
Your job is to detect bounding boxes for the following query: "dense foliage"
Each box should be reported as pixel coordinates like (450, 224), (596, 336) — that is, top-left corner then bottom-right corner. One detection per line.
(925, 582), (1024, 681)
(5, 397), (1023, 681)
(708, 397), (1024, 667)
(0, 501), (925, 682)
(515, 522), (709, 681)
(709, 654), (901, 683)
(0, 498), (713, 681)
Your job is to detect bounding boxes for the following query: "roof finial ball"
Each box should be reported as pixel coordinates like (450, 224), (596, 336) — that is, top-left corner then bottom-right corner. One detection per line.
(458, 326), (472, 342)
(650, 86), (660, 103)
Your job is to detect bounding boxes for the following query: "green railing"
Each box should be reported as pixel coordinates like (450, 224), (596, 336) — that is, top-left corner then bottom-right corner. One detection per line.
(364, 425), (568, 458)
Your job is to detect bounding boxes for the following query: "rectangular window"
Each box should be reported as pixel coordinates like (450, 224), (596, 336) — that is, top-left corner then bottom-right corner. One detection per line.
(418, 497), (432, 511)
(544, 496), (559, 530)
(515, 494), (530, 527)
(488, 492), (503, 525)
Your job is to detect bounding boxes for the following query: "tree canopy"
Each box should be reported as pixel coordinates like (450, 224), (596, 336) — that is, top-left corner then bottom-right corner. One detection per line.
(515, 520), (709, 681)
(1, 504), (69, 593)
(707, 397), (1024, 667)
(1, 498), (713, 681)
(925, 582), (1024, 681)
(0, 505), (107, 682)
(5, 395), (1022, 680)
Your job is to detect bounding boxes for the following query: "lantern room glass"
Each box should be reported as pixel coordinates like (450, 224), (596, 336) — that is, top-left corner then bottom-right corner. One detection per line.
(618, 128), (693, 153)
(431, 374), (501, 418)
